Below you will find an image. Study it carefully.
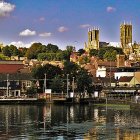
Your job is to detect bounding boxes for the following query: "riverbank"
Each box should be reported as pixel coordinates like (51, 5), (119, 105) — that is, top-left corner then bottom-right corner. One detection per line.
(52, 97), (106, 104)
(0, 98), (46, 105)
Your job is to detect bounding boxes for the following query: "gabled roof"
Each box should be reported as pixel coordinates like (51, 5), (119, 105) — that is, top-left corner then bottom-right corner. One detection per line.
(118, 76), (133, 82)
(99, 77), (117, 83)
(0, 64), (24, 73)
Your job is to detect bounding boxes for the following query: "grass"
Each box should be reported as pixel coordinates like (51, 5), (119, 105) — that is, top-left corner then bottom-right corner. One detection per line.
(94, 104), (130, 110)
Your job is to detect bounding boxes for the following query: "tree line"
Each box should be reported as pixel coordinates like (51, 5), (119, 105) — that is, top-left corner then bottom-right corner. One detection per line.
(0, 43), (75, 61)
(0, 42), (124, 61)
(31, 62), (96, 95)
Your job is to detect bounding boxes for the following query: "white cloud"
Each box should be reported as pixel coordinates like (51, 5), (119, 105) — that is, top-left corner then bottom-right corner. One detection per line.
(58, 26), (68, 32)
(107, 6), (116, 12)
(39, 17), (45, 21)
(0, 1), (15, 17)
(39, 32), (52, 37)
(80, 24), (91, 28)
(19, 29), (36, 36)
(9, 41), (35, 48)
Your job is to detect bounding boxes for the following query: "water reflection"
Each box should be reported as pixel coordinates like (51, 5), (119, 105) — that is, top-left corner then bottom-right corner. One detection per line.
(0, 104), (140, 139)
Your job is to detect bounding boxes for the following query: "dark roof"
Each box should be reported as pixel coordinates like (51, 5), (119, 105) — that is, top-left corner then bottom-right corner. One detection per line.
(0, 73), (33, 81)
(117, 67), (140, 72)
(118, 76), (133, 82)
(92, 77), (117, 83)
(99, 77), (117, 83)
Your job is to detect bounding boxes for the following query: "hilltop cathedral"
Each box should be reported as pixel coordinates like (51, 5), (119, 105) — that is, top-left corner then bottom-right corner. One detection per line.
(84, 22), (140, 59)
(120, 22), (133, 56)
(84, 27), (99, 52)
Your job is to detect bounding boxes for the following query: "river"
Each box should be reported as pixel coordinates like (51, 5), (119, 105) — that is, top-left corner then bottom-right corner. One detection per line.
(0, 104), (140, 140)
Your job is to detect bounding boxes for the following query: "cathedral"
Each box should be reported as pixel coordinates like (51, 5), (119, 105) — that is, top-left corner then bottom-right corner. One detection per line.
(84, 28), (99, 52)
(84, 22), (136, 58)
(120, 22), (133, 56)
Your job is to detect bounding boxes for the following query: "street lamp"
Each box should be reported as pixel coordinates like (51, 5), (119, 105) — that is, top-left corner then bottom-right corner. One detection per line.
(67, 74), (69, 98)
(6, 74), (9, 97)
(72, 77), (75, 96)
(44, 73), (46, 93)
(109, 60), (111, 87)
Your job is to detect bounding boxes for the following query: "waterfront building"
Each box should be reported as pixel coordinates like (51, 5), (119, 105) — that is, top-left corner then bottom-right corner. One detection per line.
(0, 73), (33, 97)
(0, 63), (33, 97)
(114, 67), (140, 79)
(118, 76), (134, 87)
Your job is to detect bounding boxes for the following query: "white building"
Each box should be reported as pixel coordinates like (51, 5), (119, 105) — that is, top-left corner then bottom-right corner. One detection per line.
(114, 72), (134, 79)
(96, 67), (106, 77)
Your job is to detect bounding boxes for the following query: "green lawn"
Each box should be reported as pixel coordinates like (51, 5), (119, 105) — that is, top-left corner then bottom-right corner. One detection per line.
(94, 104), (130, 110)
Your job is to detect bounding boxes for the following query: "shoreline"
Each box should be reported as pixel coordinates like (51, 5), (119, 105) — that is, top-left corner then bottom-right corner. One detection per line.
(0, 98), (46, 105)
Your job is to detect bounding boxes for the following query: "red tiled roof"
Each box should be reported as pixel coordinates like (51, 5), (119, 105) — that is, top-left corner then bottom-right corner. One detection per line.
(98, 61), (116, 67)
(0, 64), (24, 73)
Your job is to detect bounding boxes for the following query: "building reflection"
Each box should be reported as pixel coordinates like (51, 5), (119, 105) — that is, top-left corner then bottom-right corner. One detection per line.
(0, 105), (140, 139)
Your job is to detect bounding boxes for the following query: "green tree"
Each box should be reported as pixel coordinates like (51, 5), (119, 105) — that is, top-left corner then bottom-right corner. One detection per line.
(103, 50), (117, 61)
(46, 44), (59, 53)
(98, 47), (107, 59)
(63, 61), (80, 77)
(2, 46), (11, 57)
(78, 55), (90, 65)
(98, 46), (123, 60)
(56, 51), (65, 61)
(18, 48), (28, 57)
(77, 49), (85, 56)
(89, 49), (98, 57)
(63, 46), (75, 61)
(0, 54), (9, 60)
(9, 45), (19, 56)
(50, 76), (63, 93)
(76, 68), (93, 93)
(26, 86), (37, 97)
(31, 64), (62, 92)
(26, 43), (46, 59)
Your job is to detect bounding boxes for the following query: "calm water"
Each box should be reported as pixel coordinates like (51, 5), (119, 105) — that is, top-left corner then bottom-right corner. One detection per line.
(0, 104), (140, 140)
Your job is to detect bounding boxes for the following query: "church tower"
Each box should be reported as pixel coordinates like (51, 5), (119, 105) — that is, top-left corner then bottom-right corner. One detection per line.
(85, 28), (99, 52)
(120, 22), (132, 55)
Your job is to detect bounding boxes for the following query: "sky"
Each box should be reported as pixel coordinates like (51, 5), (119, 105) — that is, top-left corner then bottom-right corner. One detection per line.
(0, 0), (140, 50)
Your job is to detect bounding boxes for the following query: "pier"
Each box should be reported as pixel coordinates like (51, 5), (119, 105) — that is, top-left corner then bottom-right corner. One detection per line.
(0, 98), (46, 105)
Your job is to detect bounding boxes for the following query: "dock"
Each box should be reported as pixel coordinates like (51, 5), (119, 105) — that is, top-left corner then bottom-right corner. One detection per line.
(52, 97), (106, 104)
(0, 98), (46, 105)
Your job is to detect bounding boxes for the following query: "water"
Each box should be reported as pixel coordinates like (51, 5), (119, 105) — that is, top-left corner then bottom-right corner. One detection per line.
(0, 104), (140, 140)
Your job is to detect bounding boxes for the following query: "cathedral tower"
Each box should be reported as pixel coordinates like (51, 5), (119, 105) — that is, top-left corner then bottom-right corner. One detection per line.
(85, 28), (99, 52)
(120, 22), (132, 55)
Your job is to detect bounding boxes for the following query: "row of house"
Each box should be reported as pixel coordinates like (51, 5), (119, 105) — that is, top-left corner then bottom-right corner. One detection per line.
(1, 55), (140, 98)
(0, 61), (33, 98)
(93, 75), (140, 88)
(70, 53), (140, 88)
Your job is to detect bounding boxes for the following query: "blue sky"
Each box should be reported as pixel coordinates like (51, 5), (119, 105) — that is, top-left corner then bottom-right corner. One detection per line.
(0, 0), (140, 50)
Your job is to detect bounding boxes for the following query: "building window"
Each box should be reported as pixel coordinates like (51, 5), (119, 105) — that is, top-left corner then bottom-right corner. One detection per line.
(26, 81), (31, 87)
